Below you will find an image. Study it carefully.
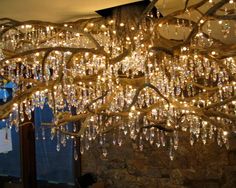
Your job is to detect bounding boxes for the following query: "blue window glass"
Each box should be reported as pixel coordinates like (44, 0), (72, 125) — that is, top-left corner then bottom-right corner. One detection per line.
(0, 78), (74, 184)
(34, 105), (74, 184)
(0, 80), (20, 178)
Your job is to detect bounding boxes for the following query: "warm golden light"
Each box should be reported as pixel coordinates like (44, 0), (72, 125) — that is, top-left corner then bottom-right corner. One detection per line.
(0, 0), (235, 160)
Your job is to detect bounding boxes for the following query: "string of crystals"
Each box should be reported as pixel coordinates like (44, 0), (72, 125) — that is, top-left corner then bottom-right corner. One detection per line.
(0, 1), (235, 160)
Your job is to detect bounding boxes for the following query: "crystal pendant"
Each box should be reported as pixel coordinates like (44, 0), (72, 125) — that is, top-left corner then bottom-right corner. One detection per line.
(102, 148), (108, 158)
(3, 89), (7, 102)
(74, 149), (78, 160)
(42, 127), (46, 140)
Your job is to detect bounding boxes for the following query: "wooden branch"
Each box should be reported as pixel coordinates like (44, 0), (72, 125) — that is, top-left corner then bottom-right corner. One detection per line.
(57, 113), (89, 126)
(0, 64), (65, 120)
(206, 54), (236, 81)
(137, 0), (159, 26)
(41, 50), (51, 80)
(142, 118), (173, 132)
(166, 0), (207, 18)
(188, 82), (219, 91)
(0, 18), (19, 23)
(205, 95), (236, 110)
(71, 48), (132, 85)
(56, 127), (80, 137)
(0, 47), (106, 65)
(180, 0), (230, 47)
(210, 14), (236, 20)
(126, 82), (169, 111)
(0, 0), (235, 136)
(110, 48), (131, 64)
(204, 109), (236, 122)
(201, 115), (226, 129)
(42, 116), (88, 137)
(149, 46), (174, 56)
(0, 19), (103, 49)
(146, 83), (170, 104)
(0, 80), (57, 119)
(65, 52), (75, 69)
(141, 123), (173, 132)
(85, 90), (110, 113)
(184, 0), (190, 11)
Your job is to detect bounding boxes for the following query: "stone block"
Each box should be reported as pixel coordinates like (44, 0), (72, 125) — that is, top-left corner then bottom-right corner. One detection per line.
(170, 169), (197, 185)
(206, 163), (223, 179)
(229, 151), (236, 165)
(158, 178), (187, 188)
(228, 133), (236, 151)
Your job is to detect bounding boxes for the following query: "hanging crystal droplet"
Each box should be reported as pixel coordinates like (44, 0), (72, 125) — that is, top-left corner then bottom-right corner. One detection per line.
(112, 133), (116, 145)
(5, 126), (8, 141)
(35, 131), (39, 140)
(56, 132), (60, 151)
(102, 147), (108, 158)
(99, 134), (103, 145)
(50, 128), (55, 140)
(225, 139), (230, 150)
(117, 129), (122, 146)
(15, 123), (19, 133)
(217, 131), (223, 147)
(173, 131), (178, 150)
(156, 130), (160, 148)
(61, 134), (66, 147)
(169, 146), (174, 161)
(85, 138), (90, 151)
(20, 104), (24, 122)
(3, 89), (7, 102)
(160, 131), (166, 146)
(56, 143), (60, 152)
(190, 133), (194, 146)
(139, 136), (144, 151)
(74, 149), (78, 160)
(42, 127), (46, 140)
(27, 110), (32, 120)
(169, 138), (174, 160)
(1, 6), (235, 163)
(73, 124), (77, 132)
(80, 142), (84, 155)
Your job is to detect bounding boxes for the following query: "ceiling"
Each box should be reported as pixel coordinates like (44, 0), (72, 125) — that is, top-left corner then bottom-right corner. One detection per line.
(0, 0), (202, 22)
(0, 0), (142, 22)
(0, 0), (235, 44)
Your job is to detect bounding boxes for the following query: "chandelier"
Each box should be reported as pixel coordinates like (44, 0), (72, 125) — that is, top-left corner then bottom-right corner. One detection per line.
(0, 0), (236, 160)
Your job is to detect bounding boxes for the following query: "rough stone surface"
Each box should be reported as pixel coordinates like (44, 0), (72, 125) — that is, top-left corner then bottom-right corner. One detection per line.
(82, 133), (236, 188)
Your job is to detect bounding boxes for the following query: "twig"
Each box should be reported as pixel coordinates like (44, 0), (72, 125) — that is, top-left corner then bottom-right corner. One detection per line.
(126, 83), (169, 111)
(205, 95), (236, 110)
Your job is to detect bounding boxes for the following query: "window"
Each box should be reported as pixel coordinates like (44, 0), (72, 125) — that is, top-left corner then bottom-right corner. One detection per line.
(0, 80), (20, 178)
(35, 106), (74, 184)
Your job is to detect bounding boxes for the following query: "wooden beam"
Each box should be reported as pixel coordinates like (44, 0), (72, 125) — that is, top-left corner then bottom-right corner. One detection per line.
(19, 112), (37, 188)
(71, 107), (82, 187)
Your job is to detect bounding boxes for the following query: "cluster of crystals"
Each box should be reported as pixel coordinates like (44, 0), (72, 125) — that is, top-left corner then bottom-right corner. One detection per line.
(0, 4), (236, 160)
(158, 1), (236, 45)
(208, 0), (236, 36)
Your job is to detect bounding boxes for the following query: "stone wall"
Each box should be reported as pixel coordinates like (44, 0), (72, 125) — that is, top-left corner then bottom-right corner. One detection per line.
(82, 133), (236, 188)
